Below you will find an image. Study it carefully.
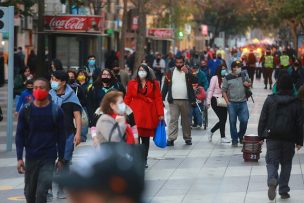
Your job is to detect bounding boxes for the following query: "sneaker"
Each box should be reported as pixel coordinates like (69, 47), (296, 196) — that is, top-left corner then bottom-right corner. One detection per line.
(47, 192), (53, 202)
(207, 131), (213, 142)
(280, 192), (290, 199)
(57, 190), (67, 199)
(264, 86), (267, 89)
(239, 138), (243, 145)
(268, 179), (277, 201)
(192, 124), (197, 128)
(145, 161), (148, 169)
(221, 137), (231, 143)
(166, 140), (174, 146)
(231, 143), (238, 147)
(185, 140), (192, 145)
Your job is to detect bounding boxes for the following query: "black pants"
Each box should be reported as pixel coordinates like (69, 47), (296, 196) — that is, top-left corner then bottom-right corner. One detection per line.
(256, 67), (262, 79)
(210, 97), (227, 138)
(247, 66), (256, 84)
(139, 137), (150, 161)
(24, 159), (55, 203)
(155, 71), (163, 87)
(263, 68), (273, 87)
(266, 140), (295, 194)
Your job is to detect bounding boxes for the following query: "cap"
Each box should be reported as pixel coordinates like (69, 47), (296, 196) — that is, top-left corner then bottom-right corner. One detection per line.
(231, 60), (242, 69)
(54, 143), (145, 200)
(52, 70), (69, 82)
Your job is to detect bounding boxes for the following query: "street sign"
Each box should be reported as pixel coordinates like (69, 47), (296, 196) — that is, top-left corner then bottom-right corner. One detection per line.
(0, 7), (9, 33)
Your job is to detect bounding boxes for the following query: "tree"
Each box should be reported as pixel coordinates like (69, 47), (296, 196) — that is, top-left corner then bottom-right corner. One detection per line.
(119, 0), (128, 70)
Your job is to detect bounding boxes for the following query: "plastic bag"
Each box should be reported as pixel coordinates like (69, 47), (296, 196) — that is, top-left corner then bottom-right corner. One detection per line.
(154, 120), (167, 148)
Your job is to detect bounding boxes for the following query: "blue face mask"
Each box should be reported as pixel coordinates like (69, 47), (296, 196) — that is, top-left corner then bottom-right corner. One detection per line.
(221, 69), (228, 76)
(51, 81), (60, 91)
(88, 59), (96, 66)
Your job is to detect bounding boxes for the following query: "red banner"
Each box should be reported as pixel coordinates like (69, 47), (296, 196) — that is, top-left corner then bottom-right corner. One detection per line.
(147, 28), (174, 39)
(132, 16), (139, 30)
(44, 15), (105, 32)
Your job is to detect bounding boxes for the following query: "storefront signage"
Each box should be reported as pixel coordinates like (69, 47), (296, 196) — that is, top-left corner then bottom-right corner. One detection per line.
(44, 15), (104, 32)
(147, 28), (174, 39)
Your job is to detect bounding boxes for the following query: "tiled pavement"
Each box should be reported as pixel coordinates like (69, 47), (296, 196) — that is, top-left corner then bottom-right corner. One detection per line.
(1, 79), (304, 203)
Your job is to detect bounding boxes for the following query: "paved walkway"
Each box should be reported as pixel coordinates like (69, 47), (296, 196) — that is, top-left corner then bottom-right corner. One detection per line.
(0, 79), (304, 203)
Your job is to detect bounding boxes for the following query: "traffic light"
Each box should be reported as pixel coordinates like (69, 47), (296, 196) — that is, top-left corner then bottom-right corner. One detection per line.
(178, 31), (184, 39)
(0, 7), (8, 33)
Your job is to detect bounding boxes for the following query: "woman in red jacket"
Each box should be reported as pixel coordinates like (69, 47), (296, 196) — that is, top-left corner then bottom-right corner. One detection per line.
(125, 64), (164, 168)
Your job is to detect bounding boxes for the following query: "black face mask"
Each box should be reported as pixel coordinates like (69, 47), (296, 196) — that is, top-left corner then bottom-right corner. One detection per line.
(69, 79), (76, 84)
(101, 78), (111, 84)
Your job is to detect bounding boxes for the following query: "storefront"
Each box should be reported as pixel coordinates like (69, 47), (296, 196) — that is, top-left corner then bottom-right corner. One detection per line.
(44, 15), (107, 69)
(146, 28), (173, 55)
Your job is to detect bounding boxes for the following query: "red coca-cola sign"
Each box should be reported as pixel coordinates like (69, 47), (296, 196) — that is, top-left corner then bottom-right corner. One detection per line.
(147, 28), (174, 39)
(44, 15), (104, 32)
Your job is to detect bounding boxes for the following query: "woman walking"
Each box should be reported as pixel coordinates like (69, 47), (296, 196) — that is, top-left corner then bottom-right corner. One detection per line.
(207, 65), (230, 143)
(125, 64), (164, 168)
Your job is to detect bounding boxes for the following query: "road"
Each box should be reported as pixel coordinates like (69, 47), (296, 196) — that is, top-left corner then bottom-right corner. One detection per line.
(0, 79), (304, 203)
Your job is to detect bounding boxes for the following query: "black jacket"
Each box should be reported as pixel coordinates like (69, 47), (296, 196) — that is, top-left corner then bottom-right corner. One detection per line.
(258, 93), (303, 145)
(162, 67), (196, 104)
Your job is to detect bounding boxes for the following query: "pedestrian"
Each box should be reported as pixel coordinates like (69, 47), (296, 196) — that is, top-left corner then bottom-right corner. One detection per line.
(287, 59), (304, 90)
(125, 64), (164, 168)
(15, 79), (34, 115)
(191, 77), (206, 128)
(191, 64), (209, 91)
(279, 51), (290, 73)
(76, 70), (90, 97)
(200, 59), (210, 81)
(112, 61), (130, 89)
(222, 60), (251, 147)
(247, 49), (257, 85)
(208, 53), (221, 78)
(47, 59), (63, 80)
(258, 73), (303, 201)
(15, 78), (66, 203)
(207, 66), (230, 143)
(87, 69), (125, 127)
(262, 50), (275, 90)
(82, 55), (101, 83)
(67, 70), (87, 108)
(153, 53), (166, 86)
(162, 56), (196, 146)
(54, 138), (145, 203)
(27, 50), (37, 74)
(49, 70), (82, 199)
(14, 67), (34, 103)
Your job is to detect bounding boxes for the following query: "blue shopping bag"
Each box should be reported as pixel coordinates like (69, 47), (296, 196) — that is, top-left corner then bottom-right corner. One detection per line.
(154, 121), (167, 148)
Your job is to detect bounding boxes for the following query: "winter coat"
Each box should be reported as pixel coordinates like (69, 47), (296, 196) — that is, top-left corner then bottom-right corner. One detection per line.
(162, 67), (196, 104)
(258, 93), (303, 145)
(87, 82), (126, 127)
(125, 80), (164, 137)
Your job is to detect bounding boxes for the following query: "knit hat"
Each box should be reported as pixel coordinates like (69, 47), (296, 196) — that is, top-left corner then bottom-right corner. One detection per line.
(231, 60), (242, 69)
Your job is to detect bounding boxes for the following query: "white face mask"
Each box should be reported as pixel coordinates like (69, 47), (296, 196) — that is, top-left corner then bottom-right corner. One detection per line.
(117, 103), (126, 115)
(235, 68), (242, 74)
(138, 70), (147, 79)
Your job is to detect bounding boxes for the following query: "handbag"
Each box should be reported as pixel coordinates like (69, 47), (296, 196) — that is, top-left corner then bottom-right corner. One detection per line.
(216, 97), (227, 107)
(154, 120), (167, 148)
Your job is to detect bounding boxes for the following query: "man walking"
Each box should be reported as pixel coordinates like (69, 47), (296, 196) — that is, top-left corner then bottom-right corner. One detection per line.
(153, 53), (166, 86)
(262, 50), (275, 90)
(222, 60), (252, 147)
(16, 78), (66, 203)
(162, 56), (196, 146)
(258, 73), (303, 200)
(49, 70), (82, 198)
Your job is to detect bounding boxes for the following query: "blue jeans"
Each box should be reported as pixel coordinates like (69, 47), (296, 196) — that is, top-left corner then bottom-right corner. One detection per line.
(192, 103), (203, 126)
(64, 133), (75, 161)
(227, 101), (249, 144)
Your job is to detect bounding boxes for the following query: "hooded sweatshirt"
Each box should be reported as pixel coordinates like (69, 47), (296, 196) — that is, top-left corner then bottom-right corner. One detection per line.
(258, 93), (303, 145)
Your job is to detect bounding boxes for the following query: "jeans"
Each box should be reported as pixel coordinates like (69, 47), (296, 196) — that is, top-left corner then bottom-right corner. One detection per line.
(227, 101), (249, 144)
(139, 137), (150, 161)
(266, 140), (295, 194)
(192, 103), (203, 126)
(24, 159), (55, 203)
(263, 68), (273, 87)
(64, 133), (75, 161)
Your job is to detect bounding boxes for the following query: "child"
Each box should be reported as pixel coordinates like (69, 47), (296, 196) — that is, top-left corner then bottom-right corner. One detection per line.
(15, 80), (34, 114)
(192, 78), (206, 128)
